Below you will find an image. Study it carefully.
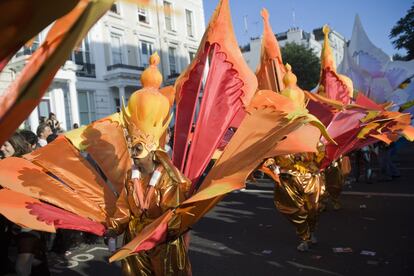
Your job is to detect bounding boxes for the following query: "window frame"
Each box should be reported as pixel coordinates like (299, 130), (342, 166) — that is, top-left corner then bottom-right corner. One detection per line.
(110, 34), (124, 65)
(168, 46), (178, 75)
(78, 90), (96, 126)
(163, 1), (175, 32)
(139, 40), (154, 67)
(137, 6), (150, 25)
(185, 9), (194, 37)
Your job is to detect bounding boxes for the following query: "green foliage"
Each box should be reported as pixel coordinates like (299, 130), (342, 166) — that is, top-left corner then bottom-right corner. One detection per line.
(281, 42), (320, 90)
(392, 53), (408, 61)
(390, 3), (414, 60)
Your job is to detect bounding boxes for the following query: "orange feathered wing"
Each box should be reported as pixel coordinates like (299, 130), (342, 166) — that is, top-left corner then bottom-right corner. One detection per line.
(65, 114), (131, 196)
(0, 0), (113, 146)
(317, 26), (352, 105)
(173, 0), (257, 190)
(255, 8), (286, 92)
(0, 134), (125, 234)
(0, 0), (79, 71)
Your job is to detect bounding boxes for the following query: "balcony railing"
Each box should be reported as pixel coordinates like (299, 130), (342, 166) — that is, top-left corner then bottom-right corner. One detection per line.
(76, 63), (96, 78)
(15, 47), (37, 57)
(168, 72), (180, 79)
(107, 64), (144, 71)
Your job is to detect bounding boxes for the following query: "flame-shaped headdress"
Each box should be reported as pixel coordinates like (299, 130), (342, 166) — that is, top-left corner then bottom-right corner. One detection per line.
(122, 53), (171, 158)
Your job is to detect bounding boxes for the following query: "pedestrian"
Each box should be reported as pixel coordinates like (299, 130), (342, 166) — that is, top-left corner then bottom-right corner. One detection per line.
(323, 155), (351, 210)
(19, 129), (40, 150)
(378, 142), (400, 181)
(36, 124), (52, 147)
(1, 132), (31, 159)
(352, 145), (373, 184)
(46, 133), (58, 144)
(46, 112), (61, 134)
(0, 132), (50, 275)
(39, 116), (46, 125)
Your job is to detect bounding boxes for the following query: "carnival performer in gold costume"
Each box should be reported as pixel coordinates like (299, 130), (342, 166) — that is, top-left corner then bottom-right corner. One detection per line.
(257, 65), (326, 252)
(106, 53), (192, 275)
(323, 156), (351, 210)
(261, 150), (325, 252)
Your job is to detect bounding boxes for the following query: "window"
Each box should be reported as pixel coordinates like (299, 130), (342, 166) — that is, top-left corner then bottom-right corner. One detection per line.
(38, 99), (51, 119)
(78, 91), (96, 125)
(30, 35), (41, 52)
(185, 9), (194, 37)
(16, 35), (40, 57)
(72, 36), (92, 65)
(71, 36), (95, 77)
(110, 2), (119, 14)
(164, 1), (173, 31)
(189, 51), (196, 62)
(140, 41), (154, 67)
(111, 35), (123, 64)
(138, 7), (149, 24)
(168, 47), (177, 75)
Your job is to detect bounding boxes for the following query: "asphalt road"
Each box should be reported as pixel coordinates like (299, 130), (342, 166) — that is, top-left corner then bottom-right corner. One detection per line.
(50, 143), (414, 276)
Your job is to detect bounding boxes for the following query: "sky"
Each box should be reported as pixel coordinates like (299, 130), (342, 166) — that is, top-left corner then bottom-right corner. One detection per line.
(202, 0), (412, 56)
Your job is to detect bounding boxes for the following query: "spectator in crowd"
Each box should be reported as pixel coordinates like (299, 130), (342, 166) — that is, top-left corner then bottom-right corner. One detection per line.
(39, 116), (47, 125)
(1, 132), (31, 159)
(378, 142), (400, 181)
(20, 129), (39, 150)
(47, 112), (61, 134)
(1, 133), (33, 274)
(0, 132), (50, 275)
(36, 124), (52, 147)
(352, 145), (373, 184)
(46, 133), (58, 144)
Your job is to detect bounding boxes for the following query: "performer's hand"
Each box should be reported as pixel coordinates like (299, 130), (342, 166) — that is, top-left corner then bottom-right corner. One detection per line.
(103, 229), (117, 245)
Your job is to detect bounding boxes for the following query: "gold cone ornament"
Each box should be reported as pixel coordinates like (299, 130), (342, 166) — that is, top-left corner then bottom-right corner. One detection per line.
(281, 64), (306, 109)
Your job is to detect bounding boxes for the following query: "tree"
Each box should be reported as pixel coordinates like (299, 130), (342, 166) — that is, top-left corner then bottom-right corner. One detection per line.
(392, 53), (408, 61)
(390, 3), (414, 60)
(281, 42), (320, 90)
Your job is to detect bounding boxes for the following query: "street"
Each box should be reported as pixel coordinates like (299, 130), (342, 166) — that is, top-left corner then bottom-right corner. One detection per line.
(50, 145), (414, 276)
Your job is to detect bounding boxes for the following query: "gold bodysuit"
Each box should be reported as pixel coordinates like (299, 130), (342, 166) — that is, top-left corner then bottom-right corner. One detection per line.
(262, 153), (325, 241)
(109, 153), (192, 276)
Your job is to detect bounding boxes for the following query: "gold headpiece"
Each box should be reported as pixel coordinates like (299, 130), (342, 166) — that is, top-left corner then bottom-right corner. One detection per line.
(122, 52), (171, 158)
(280, 64), (306, 108)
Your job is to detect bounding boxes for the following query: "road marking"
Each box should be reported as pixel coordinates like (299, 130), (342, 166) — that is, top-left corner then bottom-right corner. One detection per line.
(342, 191), (414, 198)
(72, 253), (95, 262)
(87, 246), (109, 253)
(241, 189), (414, 198)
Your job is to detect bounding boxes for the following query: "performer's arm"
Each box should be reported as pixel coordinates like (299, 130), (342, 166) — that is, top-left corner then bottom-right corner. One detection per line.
(108, 187), (130, 235)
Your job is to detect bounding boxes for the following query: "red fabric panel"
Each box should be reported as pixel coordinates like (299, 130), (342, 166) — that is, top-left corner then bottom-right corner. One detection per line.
(184, 45), (244, 186)
(27, 202), (105, 236)
(321, 69), (351, 104)
(355, 93), (384, 110)
(173, 44), (210, 171)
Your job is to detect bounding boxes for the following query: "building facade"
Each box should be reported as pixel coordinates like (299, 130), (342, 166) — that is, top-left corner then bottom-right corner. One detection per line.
(242, 26), (347, 73)
(1, 0), (205, 132)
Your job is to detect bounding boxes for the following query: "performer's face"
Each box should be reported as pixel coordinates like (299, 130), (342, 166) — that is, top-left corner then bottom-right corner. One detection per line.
(131, 143), (156, 175)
